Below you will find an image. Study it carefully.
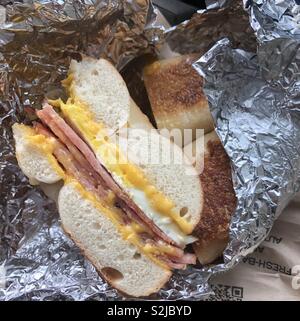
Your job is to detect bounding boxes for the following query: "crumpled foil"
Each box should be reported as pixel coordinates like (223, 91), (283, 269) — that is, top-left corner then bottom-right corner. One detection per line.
(195, 35), (300, 272)
(165, 0), (257, 56)
(245, 0), (300, 42)
(205, 0), (232, 10)
(0, 0), (165, 301)
(1, 0), (300, 301)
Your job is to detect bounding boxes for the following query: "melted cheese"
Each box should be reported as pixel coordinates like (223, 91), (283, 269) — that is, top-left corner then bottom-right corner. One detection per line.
(129, 189), (196, 246)
(67, 178), (172, 270)
(22, 126), (176, 269)
(57, 98), (194, 235)
(23, 125), (65, 178)
(143, 61), (161, 76)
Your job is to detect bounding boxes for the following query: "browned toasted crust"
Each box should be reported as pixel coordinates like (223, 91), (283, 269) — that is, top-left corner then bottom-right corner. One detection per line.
(143, 55), (207, 115)
(194, 139), (237, 250)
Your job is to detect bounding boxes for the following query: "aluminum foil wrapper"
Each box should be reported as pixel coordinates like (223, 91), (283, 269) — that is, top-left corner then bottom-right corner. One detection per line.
(205, 0), (232, 10)
(245, 0), (300, 42)
(0, 0), (165, 301)
(165, 0), (257, 56)
(1, 0), (300, 301)
(195, 35), (300, 270)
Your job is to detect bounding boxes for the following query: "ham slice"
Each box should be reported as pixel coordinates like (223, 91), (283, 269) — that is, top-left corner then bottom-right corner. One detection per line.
(34, 122), (107, 199)
(34, 103), (197, 270)
(167, 252), (196, 265)
(36, 116), (108, 190)
(158, 252), (196, 270)
(157, 256), (187, 270)
(37, 103), (176, 246)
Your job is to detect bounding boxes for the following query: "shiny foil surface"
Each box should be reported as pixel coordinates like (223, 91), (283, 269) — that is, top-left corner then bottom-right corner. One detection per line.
(1, 0), (300, 300)
(245, 0), (300, 42)
(195, 35), (300, 270)
(165, 0), (257, 56)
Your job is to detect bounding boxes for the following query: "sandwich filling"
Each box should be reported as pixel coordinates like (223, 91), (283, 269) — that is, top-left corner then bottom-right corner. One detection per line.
(23, 100), (197, 270)
(49, 96), (196, 243)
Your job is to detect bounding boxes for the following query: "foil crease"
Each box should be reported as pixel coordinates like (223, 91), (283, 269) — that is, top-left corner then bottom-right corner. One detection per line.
(205, 0), (232, 10)
(245, 0), (300, 42)
(0, 0), (163, 301)
(194, 36), (300, 270)
(165, 0), (257, 57)
(1, 0), (300, 301)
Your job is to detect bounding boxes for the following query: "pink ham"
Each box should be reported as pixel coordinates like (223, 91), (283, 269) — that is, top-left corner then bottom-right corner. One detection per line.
(157, 256), (187, 270)
(34, 103), (198, 270)
(167, 252), (196, 265)
(34, 122), (107, 199)
(37, 103), (176, 246)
